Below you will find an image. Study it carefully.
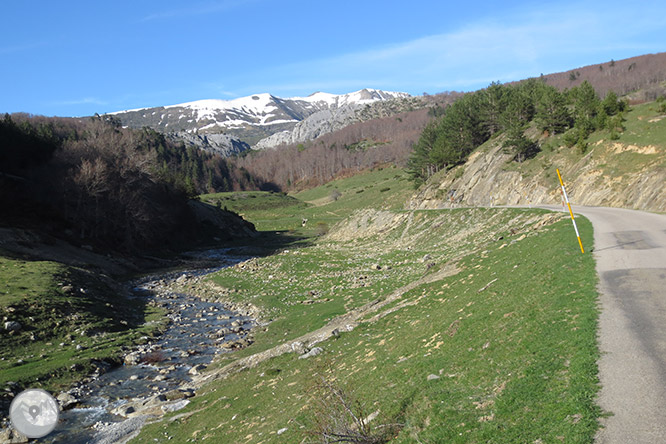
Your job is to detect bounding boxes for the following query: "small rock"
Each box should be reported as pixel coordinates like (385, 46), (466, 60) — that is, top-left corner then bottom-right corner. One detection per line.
(290, 342), (307, 355)
(188, 364), (206, 375)
(164, 388), (195, 401)
(161, 399), (190, 413)
(176, 274), (191, 284)
(57, 392), (79, 410)
(111, 404), (136, 417)
(0, 427), (28, 443)
(4, 321), (21, 331)
(299, 347), (323, 359)
(427, 374), (440, 381)
(277, 427), (288, 435)
(124, 352), (142, 366)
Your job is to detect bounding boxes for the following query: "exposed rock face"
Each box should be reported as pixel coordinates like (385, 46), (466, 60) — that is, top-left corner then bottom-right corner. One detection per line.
(254, 93), (426, 150)
(408, 139), (666, 213)
(254, 105), (362, 149)
(167, 132), (250, 157)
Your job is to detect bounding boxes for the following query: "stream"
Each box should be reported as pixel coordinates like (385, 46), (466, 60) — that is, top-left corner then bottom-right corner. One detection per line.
(42, 248), (255, 444)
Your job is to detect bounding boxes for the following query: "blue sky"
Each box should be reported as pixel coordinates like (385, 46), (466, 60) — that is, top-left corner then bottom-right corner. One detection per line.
(1, 0), (665, 117)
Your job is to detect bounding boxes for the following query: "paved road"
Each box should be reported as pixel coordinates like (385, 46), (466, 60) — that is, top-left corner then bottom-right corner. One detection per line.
(558, 206), (666, 443)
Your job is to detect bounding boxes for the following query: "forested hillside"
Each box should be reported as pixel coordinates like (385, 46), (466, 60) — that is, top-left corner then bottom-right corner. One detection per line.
(0, 114), (264, 252)
(407, 79), (628, 184)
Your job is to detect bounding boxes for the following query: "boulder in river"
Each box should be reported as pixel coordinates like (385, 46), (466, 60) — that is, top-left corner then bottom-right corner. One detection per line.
(123, 352), (142, 366)
(57, 392), (79, 410)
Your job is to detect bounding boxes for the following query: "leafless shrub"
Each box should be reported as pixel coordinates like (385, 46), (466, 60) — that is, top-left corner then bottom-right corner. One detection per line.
(140, 350), (166, 364)
(304, 377), (400, 444)
(315, 222), (329, 236)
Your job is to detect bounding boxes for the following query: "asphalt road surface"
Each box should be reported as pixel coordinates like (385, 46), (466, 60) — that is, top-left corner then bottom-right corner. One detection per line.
(562, 206), (666, 443)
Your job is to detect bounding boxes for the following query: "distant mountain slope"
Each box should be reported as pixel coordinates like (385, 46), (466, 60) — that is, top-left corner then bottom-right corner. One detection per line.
(530, 52), (666, 99)
(110, 89), (410, 148)
(254, 95), (429, 150)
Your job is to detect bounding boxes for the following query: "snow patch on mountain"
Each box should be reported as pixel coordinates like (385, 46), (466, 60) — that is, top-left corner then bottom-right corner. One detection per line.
(110, 89), (410, 152)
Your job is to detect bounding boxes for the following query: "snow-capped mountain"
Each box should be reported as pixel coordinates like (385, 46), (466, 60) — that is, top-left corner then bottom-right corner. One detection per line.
(110, 89), (410, 149)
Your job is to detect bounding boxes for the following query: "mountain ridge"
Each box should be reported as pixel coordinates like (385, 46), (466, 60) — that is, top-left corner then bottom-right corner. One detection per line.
(110, 89), (410, 149)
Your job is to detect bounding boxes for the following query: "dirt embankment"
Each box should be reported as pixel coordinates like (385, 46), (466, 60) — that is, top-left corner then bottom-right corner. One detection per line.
(408, 140), (666, 213)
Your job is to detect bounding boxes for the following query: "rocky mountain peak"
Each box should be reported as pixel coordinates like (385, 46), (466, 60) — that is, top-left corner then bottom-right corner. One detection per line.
(108, 89), (411, 154)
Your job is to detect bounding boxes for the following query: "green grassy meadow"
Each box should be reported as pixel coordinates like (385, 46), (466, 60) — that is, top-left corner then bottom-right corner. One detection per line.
(133, 169), (601, 443)
(200, 166), (414, 233)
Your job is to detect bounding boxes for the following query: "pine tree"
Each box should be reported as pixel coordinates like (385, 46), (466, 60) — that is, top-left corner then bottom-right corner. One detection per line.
(535, 86), (572, 135)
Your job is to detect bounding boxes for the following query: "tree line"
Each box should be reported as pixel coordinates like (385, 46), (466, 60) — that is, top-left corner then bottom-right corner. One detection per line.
(407, 79), (627, 184)
(0, 113), (268, 252)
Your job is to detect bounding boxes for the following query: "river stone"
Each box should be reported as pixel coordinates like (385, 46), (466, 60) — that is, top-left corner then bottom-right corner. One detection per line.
(164, 388), (195, 401)
(0, 427), (28, 443)
(188, 364), (206, 375)
(124, 352), (142, 365)
(111, 405), (136, 417)
(57, 392), (79, 410)
(144, 394), (167, 406)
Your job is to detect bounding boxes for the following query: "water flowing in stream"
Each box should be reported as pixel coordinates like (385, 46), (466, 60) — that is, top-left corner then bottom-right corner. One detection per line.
(42, 249), (254, 443)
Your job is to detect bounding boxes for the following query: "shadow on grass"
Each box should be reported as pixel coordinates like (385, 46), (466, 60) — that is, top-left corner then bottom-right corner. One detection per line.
(220, 229), (317, 257)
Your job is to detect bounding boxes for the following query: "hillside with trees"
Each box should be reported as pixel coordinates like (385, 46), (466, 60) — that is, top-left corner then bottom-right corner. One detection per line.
(0, 114), (264, 254)
(229, 92), (462, 189)
(406, 79), (629, 185)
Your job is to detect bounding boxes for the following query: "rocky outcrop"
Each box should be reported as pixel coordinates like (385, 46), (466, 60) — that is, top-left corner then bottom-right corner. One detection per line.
(254, 105), (363, 149)
(168, 132), (250, 157)
(408, 138), (666, 213)
(254, 94), (426, 150)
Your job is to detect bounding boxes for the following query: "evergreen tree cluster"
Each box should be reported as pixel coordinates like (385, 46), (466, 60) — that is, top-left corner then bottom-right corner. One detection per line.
(407, 80), (626, 184)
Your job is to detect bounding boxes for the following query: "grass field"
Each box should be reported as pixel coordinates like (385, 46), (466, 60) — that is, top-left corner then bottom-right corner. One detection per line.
(132, 189), (601, 444)
(201, 166), (414, 233)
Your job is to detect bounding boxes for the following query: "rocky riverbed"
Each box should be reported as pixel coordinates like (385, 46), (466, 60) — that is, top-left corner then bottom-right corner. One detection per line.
(1, 249), (259, 444)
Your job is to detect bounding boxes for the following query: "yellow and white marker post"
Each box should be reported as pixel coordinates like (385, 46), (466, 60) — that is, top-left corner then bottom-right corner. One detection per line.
(556, 168), (584, 254)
